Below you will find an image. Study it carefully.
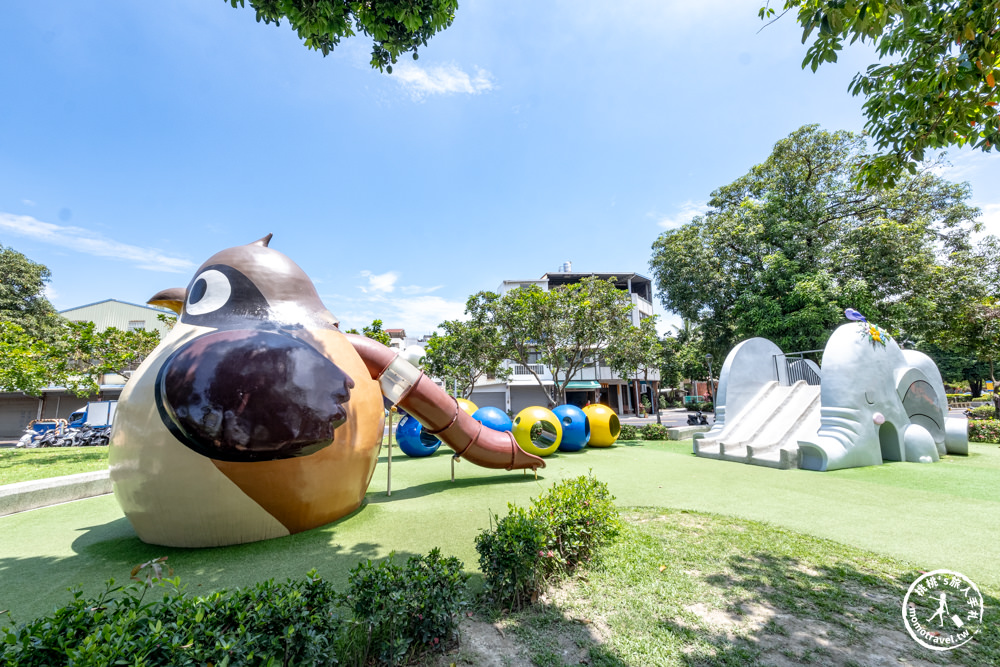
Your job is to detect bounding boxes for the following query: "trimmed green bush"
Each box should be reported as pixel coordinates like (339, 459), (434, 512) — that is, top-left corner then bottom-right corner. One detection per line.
(475, 474), (620, 611)
(475, 505), (542, 611)
(1, 573), (346, 666)
(640, 423), (671, 440)
(345, 548), (468, 664)
(969, 420), (1000, 443)
(618, 423), (640, 440)
(531, 474), (621, 575)
(2, 551), (469, 667)
(966, 405), (996, 420)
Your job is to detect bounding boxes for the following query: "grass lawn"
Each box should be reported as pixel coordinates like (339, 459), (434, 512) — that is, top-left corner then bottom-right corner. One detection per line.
(0, 446), (109, 485)
(494, 509), (999, 666)
(2, 438), (999, 649)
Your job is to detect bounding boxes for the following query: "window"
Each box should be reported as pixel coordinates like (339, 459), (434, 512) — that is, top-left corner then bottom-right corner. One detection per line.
(128, 320), (146, 331)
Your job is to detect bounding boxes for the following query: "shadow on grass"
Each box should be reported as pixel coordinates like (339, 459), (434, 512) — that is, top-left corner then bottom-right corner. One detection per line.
(2, 502), (431, 622)
(693, 551), (1000, 666)
(475, 512), (1000, 667)
(368, 473), (541, 504)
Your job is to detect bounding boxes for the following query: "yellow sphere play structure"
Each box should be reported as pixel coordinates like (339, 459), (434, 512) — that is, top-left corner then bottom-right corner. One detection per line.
(583, 404), (621, 447)
(456, 398), (479, 415)
(512, 406), (562, 457)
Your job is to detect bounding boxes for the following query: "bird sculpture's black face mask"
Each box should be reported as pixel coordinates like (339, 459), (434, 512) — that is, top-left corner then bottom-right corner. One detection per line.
(178, 264), (273, 329)
(153, 260), (355, 463)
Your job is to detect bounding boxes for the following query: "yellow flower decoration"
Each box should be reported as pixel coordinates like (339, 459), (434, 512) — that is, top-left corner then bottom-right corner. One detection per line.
(861, 322), (889, 347)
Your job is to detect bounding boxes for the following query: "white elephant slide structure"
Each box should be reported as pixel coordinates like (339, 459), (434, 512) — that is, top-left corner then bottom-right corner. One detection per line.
(694, 322), (968, 471)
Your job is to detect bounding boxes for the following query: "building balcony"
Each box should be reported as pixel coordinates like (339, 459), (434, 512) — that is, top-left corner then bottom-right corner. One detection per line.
(500, 361), (659, 384)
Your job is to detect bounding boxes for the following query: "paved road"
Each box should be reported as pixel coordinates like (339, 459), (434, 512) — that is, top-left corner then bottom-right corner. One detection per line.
(2, 407), (976, 449)
(620, 408), (713, 428)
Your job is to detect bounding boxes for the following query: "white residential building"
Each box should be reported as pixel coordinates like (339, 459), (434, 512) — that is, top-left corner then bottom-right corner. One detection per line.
(469, 268), (660, 415)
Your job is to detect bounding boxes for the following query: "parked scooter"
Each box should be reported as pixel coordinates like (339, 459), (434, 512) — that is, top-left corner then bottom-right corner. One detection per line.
(687, 411), (710, 426)
(16, 424), (111, 448)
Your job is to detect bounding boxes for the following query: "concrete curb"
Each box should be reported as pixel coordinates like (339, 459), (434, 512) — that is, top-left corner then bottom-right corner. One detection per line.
(0, 469), (112, 517)
(667, 425), (711, 440)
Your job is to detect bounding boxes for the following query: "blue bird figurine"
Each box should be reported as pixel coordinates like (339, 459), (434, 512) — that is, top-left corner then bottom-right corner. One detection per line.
(844, 308), (867, 322)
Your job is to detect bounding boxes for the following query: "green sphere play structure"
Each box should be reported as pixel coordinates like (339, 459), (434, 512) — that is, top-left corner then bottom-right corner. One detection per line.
(512, 406), (562, 457)
(583, 404), (621, 447)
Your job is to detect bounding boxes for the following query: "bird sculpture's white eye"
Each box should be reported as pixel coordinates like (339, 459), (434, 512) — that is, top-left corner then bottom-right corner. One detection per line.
(186, 269), (232, 315)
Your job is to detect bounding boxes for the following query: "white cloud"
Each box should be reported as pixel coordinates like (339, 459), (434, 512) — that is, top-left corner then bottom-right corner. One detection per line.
(391, 63), (495, 100)
(325, 272), (466, 336)
(0, 213), (194, 273)
(390, 295), (467, 332)
(332, 294), (467, 337)
(22, 199), (35, 206)
(359, 270), (399, 293)
(655, 310), (684, 337)
(932, 150), (994, 182)
(976, 202), (1000, 236)
(656, 200), (710, 229)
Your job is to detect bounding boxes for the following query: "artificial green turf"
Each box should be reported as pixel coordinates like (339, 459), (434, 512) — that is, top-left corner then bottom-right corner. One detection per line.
(2, 440), (999, 622)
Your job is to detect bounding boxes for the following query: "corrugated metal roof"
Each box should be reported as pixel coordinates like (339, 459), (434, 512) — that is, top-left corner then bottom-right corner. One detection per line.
(59, 298), (173, 315)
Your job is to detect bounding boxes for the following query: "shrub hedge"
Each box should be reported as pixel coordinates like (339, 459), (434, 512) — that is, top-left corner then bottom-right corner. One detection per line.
(966, 405), (996, 420)
(618, 423), (640, 440)
(344, 549), (467, 664)
(968, 420), (1000, 443)
(640, 423), (671, 440)
(2, 550), (467, 666)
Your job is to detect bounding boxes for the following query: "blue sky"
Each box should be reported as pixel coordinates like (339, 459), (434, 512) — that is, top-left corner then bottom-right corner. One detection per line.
(3, 1), (999, 337)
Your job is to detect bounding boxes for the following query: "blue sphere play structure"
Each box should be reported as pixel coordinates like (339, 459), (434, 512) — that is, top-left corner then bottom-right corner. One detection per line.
(396, 414), (441, 457)
(553, 404), (590, 451)
(472, 406), (513, 433)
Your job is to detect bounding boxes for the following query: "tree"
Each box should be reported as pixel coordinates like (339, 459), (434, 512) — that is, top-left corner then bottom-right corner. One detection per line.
(917, 342), (992, 398)
(345, 318), (392, 346)
(0, 322), (53, 396)
(227, 0), (457, 72)
(926, 296), (1000, 400)
(649, 125), (982, 355)
(51, 322), (162, 397)
(466, 278), (634, 406)
(0, 321), (160, 397)
(761, 1), (1000, 186)
(422, 319), (510, 398)
(659, 322), (711, 402)
(0, 244), (166, 397)
(904, 226), (1000, 401)
(0, 244), (60, 339)
(605, 316), (663, 421)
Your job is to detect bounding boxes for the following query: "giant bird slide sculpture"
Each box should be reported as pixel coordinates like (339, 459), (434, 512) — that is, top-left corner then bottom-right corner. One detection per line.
(109, 235), (543, 547)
